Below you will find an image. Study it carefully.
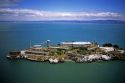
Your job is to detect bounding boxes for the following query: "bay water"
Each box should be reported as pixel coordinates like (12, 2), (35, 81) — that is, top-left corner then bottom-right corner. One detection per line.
(0, 22), (125, 83)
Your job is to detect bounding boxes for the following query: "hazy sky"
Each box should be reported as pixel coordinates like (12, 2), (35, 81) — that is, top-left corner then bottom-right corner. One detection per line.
(0, 0), (125, 21)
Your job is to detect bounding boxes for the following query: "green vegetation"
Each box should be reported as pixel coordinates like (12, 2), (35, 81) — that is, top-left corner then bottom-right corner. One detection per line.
(49, 51), (57, 56)
(56, 49), (65, 55)
(77, 47), (88, 55)
(103, 43), (122, 50)
(103, 43), (112, 47)
(49, 49), (66, 56)
(113, 44), (119, 49)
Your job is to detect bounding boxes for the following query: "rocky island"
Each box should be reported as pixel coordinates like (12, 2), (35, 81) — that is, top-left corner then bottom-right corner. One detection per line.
(7, 40), (125, 63)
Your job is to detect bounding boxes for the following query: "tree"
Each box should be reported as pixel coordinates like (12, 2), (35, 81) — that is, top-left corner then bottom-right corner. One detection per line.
(113, 44), (119, 49)
(103, 43), (112, 47)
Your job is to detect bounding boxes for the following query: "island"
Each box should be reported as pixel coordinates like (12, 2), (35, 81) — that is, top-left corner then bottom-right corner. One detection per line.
(6, 40), (125, 63)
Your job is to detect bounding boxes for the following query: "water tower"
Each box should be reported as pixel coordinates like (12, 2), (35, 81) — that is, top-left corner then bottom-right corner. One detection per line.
(47, 40), (50, 48)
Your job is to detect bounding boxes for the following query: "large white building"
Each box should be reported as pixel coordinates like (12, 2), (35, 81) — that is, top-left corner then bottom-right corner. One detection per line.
(60, 42), (92, 47)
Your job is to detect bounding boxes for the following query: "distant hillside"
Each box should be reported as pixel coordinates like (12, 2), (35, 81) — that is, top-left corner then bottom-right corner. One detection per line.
(0, 20), (125, 24)
(45, 20), (125, 24)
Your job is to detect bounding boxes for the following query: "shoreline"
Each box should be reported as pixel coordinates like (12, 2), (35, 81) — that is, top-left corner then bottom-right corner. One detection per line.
(7, 51), (125, 64)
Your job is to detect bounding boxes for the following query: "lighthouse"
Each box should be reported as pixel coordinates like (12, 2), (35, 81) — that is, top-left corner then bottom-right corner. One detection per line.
(47, 40), (50, 48)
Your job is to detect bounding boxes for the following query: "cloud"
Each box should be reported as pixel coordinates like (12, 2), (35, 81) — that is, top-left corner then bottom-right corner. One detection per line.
(0, 0), (20, 7)
(0, 8), (124, 21)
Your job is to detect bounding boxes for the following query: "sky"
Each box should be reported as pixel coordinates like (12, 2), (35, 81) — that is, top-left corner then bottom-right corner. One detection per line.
(0, 0), (125, 21)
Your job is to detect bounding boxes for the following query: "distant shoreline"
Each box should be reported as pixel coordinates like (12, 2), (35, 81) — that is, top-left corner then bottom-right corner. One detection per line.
(1, 20), (125, 24)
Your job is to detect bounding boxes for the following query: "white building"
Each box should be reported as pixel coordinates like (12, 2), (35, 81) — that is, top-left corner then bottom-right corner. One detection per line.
(61, 42), (92, 47)
(100, 47), (115, 52)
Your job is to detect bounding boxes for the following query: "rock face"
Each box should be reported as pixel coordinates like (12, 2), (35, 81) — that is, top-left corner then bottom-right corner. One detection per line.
(76, 54), (111, 63)
(6, 51), (21, 59)
(49, 58), (59, 63)
(101, 55), (111, 60)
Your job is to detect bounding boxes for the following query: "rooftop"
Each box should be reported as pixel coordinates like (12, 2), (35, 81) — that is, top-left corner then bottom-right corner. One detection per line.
(61, 42), (92, 45)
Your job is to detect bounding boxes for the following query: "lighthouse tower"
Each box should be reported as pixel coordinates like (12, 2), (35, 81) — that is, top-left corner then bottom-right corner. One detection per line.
(47, 40), (50, 48)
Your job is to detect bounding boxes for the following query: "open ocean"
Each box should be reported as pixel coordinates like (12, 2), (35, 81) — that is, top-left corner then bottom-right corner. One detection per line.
(0, 22), (125, 83)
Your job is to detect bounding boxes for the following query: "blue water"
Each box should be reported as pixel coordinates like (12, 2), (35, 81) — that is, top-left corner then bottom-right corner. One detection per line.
(0, 22), (125, 83)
